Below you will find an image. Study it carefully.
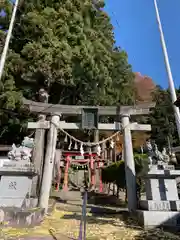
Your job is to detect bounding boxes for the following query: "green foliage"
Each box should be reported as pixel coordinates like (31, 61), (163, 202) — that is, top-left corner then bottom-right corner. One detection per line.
(134, 153), (149, 177)
(102, 154), (149, 189)
(5, 0), (135, 105)
(0, 0), (135, 143)
(149, 86), (180, 150)
(102, 160), (125, 188)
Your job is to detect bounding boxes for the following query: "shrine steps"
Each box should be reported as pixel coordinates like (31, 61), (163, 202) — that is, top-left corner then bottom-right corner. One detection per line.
(51, 190), (128, 214)
(55, 201), (128, 215)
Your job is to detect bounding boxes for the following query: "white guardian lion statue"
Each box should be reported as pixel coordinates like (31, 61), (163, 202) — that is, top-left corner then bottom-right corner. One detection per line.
(8, 137), (34, 162)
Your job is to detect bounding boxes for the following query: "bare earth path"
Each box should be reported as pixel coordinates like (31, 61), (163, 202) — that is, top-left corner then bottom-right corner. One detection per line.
(0, 207), (180, 240)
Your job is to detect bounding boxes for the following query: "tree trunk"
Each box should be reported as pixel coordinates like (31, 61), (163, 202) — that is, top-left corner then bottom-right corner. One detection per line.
(125, 188), (128, 203)
(116, 185), (119, 198)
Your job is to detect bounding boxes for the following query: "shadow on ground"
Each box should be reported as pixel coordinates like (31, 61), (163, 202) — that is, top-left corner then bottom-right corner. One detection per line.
(51, 190), (180, 239)
(86, 191), (127, 208)
(51, 190), (127, 207)
(61, 209), (180, 239)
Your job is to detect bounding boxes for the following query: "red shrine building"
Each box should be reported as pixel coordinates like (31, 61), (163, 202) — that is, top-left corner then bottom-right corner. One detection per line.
(54, 150), (104, 193)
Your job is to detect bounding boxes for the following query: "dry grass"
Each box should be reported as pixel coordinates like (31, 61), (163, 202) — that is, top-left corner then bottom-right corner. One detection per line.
(0, 208), (180, 240)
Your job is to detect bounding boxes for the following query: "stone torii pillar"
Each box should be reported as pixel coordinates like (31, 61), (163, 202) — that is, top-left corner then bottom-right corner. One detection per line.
(39, 115), (60, 212)
(122, 114), (137, 212)
(31, 89), (49, 197)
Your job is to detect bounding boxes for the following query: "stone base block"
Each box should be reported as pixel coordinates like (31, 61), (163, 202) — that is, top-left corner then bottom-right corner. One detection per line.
(136, 210), (180, 230)
(24, 198), (38, 208)
(0, 207), (45, 227)
(151, 164), (175, 170)
(139, 200), (180, 211)
(147, 169), (180, 178)
(0, 197), (38, 208)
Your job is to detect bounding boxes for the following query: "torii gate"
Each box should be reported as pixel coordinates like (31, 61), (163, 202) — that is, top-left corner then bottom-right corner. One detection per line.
(23, 99), (155, 213)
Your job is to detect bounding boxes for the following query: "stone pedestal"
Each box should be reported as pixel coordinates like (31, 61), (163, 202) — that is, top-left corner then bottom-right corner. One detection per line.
(138, 164), (180, 229)
(0, 161), (38, 208)
(137, 210), (180, 229)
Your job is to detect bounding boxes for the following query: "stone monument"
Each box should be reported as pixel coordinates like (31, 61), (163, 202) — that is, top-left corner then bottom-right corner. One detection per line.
(138, 143), (180, 229)
(0, 137), (38, 208)
(0, 137), (45, 227)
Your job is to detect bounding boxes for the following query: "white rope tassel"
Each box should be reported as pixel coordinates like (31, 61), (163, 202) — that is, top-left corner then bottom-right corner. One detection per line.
(68, 140), (72, 150)
(97, 145), (101, 156)
(80, 143), (84, 156)
(74, 141), (78, 150)
(89, 147), (92, 155)
(64, 134), (68, 143)
(116, 134), (120, 141)
(110, 139), (115, 149)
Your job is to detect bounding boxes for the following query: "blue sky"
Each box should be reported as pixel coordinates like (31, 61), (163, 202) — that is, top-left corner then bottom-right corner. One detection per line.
(105, 0), (180, 88)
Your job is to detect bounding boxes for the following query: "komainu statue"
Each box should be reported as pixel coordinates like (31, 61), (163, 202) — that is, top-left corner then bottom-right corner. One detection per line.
(146, 140), (170, 165)
(8, 137), (34, 162)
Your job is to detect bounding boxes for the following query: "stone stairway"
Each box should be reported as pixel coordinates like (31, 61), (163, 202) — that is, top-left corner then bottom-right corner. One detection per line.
(51, 189), (83, 203)
(51, 190), (128, 214)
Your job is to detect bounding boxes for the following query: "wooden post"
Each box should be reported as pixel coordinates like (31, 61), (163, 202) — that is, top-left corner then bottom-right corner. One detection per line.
(94, 129), (99, 143)
(55, 169), (61, 191)
(39, 115), (59, 212)
(94, 129), (99, 190)
(98, 160), (103, 193)
(90, 154), (95, 190)
(54, 149), (62, 191)
(122, 114), (137, 212)
(63, 155), (71, 191)
(31, 89), (49, 197)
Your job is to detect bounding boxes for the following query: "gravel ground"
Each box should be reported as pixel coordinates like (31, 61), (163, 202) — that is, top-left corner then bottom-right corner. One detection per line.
(0, 208), (180, 240)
